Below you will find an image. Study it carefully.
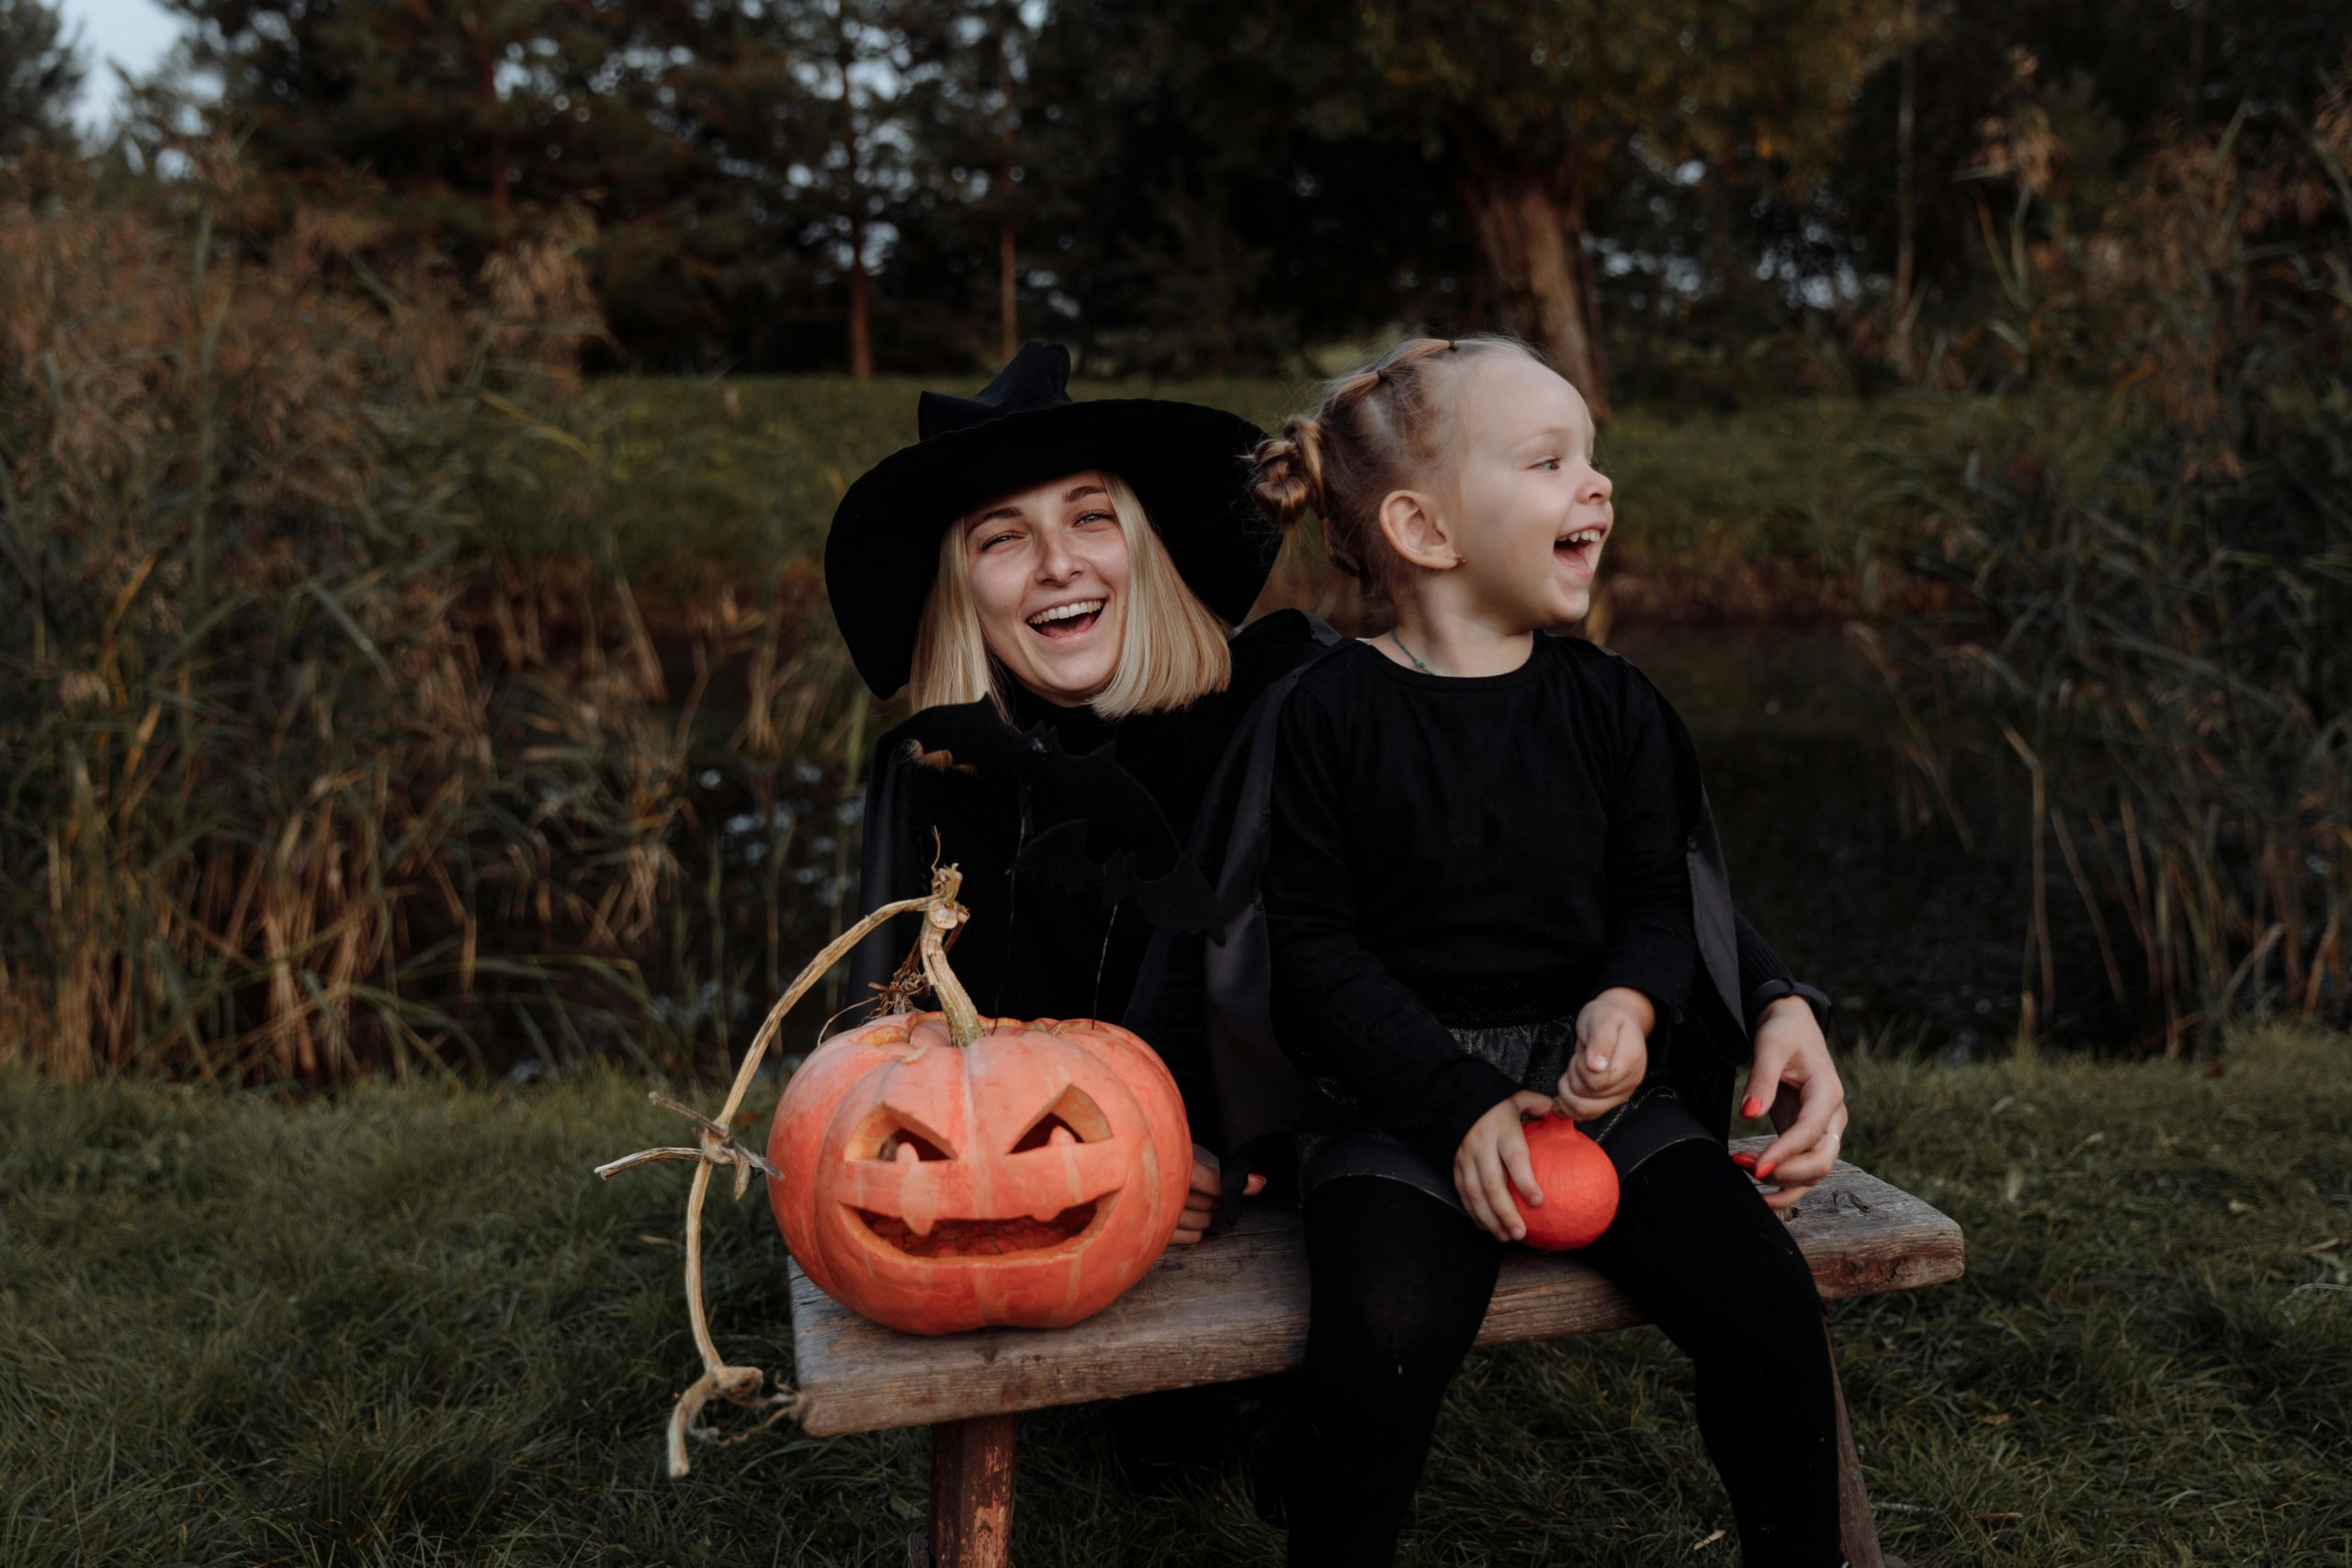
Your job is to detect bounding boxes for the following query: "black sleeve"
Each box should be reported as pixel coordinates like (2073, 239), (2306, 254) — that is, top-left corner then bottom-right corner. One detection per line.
(1261, 688), (1519, 1164)
(1589, 671), (1698, 1026)
(1121, 924), (1218, 1147)
(1736, 912), (1792, 998)
(1734, 911), (1836, 1031)
(846, 735), (926, 1009)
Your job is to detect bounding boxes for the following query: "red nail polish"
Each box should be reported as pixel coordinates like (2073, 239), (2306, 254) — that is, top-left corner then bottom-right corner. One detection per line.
(1741, 1095), (1765, 1120)
(1757, 1160), (1778, 1180)
(1731, 1151), (1757, 1168)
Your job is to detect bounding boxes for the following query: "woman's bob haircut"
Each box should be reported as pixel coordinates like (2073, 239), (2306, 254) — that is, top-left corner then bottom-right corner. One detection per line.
(906, 471), (1234, 718)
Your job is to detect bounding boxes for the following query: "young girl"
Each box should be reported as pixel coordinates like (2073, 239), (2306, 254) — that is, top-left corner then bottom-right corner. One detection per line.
(1247, 336), (1849, 1566)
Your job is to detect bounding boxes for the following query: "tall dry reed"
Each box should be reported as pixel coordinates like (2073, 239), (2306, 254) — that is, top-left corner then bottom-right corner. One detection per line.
(0, 150), (868, 1083)
(1879, 64), (2352, 1052)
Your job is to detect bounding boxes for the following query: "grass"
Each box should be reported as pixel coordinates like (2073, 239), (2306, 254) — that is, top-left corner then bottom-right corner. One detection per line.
(562, 377), (1940, 600)
(4, 1026), (2346, 1565)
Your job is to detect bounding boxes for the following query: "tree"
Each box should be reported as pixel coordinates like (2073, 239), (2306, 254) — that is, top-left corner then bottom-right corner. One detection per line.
(775, 0), (967, 378)
(146, 0), (865, 370)
(1310, 0), (1905, 413)
(1832, 0), (2351, 368)
(1019, 0), (1466, 374)
(1, 0), (83, 161)
(160, 0), (651, 264)
(910, 0), (1040, 364)
(600, 1), (842, 370)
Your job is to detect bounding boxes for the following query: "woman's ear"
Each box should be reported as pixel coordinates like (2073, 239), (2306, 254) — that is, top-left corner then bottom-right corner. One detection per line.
(1375, 490), (1462, 571)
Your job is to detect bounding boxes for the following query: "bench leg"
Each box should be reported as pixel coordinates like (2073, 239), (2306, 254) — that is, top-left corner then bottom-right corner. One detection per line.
(907, 1413), (1019, 1568)
(1828, 1327), (1883, 1568)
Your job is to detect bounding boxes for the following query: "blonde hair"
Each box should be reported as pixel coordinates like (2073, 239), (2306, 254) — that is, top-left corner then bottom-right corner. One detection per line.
(906, 472), (1233, 718)
(1250, 334), (1544, 597)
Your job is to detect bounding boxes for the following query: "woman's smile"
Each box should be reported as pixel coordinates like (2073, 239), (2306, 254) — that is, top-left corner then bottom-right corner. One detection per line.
(1025, 597), (1108, 641)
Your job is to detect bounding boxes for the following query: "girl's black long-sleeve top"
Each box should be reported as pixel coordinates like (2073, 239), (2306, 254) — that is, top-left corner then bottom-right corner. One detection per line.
(1261, 635), (1699, 1166)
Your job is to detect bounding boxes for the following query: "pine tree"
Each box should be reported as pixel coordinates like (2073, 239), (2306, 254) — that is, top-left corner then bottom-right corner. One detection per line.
(1, 0), (84, 161)
(162, 0), (675, 260)
(152, 0), (867, 368)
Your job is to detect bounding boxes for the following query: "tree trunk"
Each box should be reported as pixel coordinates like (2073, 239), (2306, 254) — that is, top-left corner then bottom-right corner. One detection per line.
(473, 33), (511, 225)
(996, 29), (1019, 363)
(1893, 0), (1918, 376)
(998, 220), (1018, 362)
(2187, 0), (2207, 116)
(1459, 171), (1608, 416)
(1573, 193), (1610, 406)
(848, 242), (873, 379)
(835, 31), (873, 379)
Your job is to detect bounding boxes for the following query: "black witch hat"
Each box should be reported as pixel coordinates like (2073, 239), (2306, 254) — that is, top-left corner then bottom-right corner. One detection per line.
(824, 343), (1276, 697)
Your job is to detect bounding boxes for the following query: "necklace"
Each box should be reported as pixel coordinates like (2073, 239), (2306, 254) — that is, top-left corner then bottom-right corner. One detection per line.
(1386, 628), (1437, 674)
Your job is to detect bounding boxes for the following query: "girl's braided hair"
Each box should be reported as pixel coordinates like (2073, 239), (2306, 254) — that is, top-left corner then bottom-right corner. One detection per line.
(1249, 334), (1540, 595)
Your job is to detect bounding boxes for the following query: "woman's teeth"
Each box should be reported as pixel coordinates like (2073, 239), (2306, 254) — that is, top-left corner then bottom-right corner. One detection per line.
(1026, 599), (1104, 632)
(1556, 528), (1605, 548)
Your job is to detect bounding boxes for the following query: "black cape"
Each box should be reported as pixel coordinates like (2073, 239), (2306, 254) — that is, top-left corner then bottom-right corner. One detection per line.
(1123, 617), (1823, 1222)
(844, 614), (1334, 1022)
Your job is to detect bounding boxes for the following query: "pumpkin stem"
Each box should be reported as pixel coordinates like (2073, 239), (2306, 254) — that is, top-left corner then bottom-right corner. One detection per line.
(917, 868), (984, 1048)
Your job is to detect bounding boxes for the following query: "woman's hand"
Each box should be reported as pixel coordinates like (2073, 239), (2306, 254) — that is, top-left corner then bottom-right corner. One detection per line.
(1732, 997), (1849, 1212)
(1558, 987), (1652, 1120)
(1168, 1144), (1267, 1246)
(1453, 1091), (1555, 1243)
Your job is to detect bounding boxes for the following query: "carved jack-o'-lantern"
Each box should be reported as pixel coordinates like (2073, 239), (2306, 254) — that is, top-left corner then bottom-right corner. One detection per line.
(767, 917), (1190, 1335)
(601, 869), (1191, 1472)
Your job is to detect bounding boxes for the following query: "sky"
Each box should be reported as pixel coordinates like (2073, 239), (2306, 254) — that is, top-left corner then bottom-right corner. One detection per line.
(54, 0), (187, 132)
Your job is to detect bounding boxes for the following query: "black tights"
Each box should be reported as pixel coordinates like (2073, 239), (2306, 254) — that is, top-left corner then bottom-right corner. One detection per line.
(1285, 1141), (1843, 1567)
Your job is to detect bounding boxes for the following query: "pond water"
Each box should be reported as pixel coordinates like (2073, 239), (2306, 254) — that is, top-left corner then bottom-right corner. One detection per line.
(1612, 621), (2127, 1059)
(663, 623), (2123, 1069)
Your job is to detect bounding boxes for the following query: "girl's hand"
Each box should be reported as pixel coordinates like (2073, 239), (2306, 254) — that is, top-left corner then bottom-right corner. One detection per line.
(1731, 998), (1849, 1212)
(1169, 1144), (1266, 1246)
(1558, 987), (1652, 1119)
(1453, 1091), (1555, 1243)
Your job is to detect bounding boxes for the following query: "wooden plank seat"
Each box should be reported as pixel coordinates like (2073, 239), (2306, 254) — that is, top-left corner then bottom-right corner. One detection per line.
(785, 1139), (1964, 1567)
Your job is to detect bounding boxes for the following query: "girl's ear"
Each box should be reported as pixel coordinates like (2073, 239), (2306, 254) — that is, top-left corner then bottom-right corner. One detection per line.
(1376, 490), (1462, 571)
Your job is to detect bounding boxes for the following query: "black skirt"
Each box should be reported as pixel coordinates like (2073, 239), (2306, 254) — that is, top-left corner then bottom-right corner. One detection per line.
(1296, 1015), (1713, 1214)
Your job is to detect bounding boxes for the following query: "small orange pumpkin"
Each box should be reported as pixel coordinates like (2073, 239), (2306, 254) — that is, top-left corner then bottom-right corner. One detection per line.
(1512, 1113), (1619, 1251)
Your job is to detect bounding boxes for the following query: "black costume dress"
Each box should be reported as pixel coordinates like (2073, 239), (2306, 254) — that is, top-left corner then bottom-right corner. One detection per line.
(1121, 617), (1826, 1209)
(1130, 626), (1847, 1568)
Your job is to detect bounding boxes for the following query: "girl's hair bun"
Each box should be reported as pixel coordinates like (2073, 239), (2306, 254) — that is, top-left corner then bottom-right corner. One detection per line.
(1250, 416), (1328, 536)
(1253, 333), (1544, 595)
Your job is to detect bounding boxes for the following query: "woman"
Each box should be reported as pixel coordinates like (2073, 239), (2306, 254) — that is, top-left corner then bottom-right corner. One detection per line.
(834, 343), (1322, 1105)
(831, 343), (1849, 1249)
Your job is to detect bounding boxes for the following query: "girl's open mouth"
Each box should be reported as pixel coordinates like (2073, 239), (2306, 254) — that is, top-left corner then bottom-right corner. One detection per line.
(1555, 526), (1607, 579)
(1025, 598), (1106, 641)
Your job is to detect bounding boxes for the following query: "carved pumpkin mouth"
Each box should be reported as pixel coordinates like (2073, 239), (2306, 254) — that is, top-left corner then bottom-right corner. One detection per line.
(837, 1088), (1126, 1263)
(852, 1198), (1103, 1258)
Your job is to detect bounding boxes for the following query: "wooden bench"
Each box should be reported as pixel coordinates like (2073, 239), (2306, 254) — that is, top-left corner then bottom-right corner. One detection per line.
(786, 1139), (1964, 1568)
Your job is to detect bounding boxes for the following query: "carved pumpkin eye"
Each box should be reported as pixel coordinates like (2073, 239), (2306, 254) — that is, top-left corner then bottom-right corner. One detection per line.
(857, 1111), (956, 1163)
(1010, 1086), (1112, 1152)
